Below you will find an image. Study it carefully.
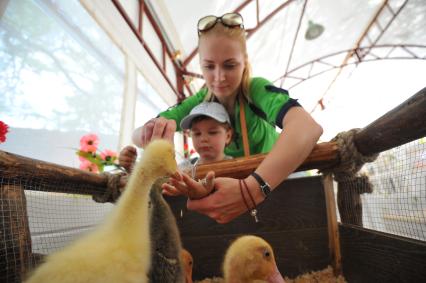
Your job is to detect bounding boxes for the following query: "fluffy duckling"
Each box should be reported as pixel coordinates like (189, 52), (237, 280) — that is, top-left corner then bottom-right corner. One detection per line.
(181, 248), (194, 283)
(223, 235), (285, 283)
(24, 140), (178, 283)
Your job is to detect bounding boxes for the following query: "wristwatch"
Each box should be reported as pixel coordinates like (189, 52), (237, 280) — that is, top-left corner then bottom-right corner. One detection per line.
(250, 172), (272, 198)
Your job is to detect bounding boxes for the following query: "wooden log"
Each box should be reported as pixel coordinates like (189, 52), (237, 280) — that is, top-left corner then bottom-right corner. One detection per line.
(0, 150), (106, 186)
(194, 141), (339, 179)
(0, 141), (340, 188)
(354, 86), (426, 156)
(0, 150), (107, 196)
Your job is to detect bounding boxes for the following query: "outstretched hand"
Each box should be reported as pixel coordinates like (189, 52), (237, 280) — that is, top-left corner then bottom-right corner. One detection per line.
(164, 174), (265, 223)
(162, 171), (215, 200)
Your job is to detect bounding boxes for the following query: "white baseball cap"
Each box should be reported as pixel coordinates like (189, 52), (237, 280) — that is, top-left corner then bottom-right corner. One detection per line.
(180, 102), (231, 130)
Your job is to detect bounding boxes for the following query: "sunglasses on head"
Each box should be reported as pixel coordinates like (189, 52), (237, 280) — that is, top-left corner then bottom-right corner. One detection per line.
(197, 12), (244, 35)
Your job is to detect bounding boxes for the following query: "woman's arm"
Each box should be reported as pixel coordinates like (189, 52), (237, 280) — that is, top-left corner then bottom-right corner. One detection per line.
(187, 107), (323, 223)
(246, 106), (323, 202)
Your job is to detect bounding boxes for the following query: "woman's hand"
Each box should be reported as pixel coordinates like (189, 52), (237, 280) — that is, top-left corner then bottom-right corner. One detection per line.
(132, 117), (176, 148)
(186, 176), (263, 224)
(162, 171), (215, 200)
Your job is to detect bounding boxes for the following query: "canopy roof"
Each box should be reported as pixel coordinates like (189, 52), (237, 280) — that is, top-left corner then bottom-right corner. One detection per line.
(146, 0), (426, 139)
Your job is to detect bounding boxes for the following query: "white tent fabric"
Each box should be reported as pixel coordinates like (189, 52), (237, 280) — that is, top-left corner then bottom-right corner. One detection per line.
(149, 0), (426, 140)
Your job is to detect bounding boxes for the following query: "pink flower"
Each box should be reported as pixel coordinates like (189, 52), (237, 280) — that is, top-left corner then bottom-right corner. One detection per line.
(76, 133), (118, 173)
(100, 149), (117, 163)
(79, 160), (99, 173)
(80, 133), (99, 153)
(0, 121), (9, 143)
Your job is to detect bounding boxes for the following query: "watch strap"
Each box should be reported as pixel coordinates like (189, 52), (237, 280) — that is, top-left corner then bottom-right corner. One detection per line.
(250, 172), (271, 197)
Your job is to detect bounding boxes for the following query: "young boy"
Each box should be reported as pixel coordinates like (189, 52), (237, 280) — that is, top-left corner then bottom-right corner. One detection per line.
(180, 101), (233, 165)
(119, 102), (233, 199)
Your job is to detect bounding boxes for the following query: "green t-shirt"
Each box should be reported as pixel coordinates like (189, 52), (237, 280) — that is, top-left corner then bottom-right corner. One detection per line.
(159, 77), (300, 157)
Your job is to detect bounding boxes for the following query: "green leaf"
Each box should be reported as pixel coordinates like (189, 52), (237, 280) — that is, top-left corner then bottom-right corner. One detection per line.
(76, 151), (103, 166)
(96, 163), (104, 172)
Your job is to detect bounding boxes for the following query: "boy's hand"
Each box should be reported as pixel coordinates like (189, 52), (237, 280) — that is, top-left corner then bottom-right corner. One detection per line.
(162, 171), (215, 200)
(118, 145), (137, 173)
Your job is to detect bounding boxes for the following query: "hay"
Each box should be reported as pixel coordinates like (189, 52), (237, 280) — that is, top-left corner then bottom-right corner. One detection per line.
(284, 266), (347, 283)
(194, 266), (347, 283)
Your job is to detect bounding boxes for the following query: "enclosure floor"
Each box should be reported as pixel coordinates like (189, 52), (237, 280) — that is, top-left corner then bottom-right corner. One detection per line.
(194, 266), (347, 283)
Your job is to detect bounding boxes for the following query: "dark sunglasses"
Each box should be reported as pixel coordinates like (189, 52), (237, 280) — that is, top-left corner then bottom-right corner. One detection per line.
(197, 13), (244, 35)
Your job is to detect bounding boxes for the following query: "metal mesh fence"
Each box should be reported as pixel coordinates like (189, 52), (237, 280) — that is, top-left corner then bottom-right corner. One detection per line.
(0, 174), (113, 283)
(336, 138), (426, 241)
(1, 138), (425, 282)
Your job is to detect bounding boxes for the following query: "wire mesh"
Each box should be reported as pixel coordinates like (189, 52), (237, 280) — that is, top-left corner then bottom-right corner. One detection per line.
(336, 138), (426, 241)
(0, 174), (113, 283)
(1, 138), (425, 282)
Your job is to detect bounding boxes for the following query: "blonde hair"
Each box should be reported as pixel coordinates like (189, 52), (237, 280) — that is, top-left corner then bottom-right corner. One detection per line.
(198, 23), (252, 103)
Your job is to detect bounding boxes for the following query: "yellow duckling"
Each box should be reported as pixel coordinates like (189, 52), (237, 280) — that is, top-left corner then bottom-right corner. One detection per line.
(24, 140), (178, 283)
(223, 235), (285, 283)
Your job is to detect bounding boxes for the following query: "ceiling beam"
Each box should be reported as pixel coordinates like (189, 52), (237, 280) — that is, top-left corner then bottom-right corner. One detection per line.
(280, 0), (307, 87)
(306, 0), (409, 113)
(274, 44), (426, 89)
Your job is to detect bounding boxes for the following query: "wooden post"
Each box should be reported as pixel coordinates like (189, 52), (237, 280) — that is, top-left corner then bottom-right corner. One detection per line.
(337, 182), (364, 226)
(323, 174), (342, 275)
(0, 184), (32, 282)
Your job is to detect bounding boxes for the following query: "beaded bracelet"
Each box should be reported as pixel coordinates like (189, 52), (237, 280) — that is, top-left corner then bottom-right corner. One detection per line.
(239, 179), (258, 222)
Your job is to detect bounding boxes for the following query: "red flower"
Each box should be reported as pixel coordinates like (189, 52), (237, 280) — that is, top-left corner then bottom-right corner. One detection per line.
(80, 133), (99, 153)
(0, 121), (9, 143)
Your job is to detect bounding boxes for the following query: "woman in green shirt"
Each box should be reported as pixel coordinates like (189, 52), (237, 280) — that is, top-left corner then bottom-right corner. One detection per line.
(132, 13), (323, 224)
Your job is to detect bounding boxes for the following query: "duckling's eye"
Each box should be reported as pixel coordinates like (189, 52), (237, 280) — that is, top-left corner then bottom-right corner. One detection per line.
(189, 260), (193, 266)
(263, 250), (271, 258)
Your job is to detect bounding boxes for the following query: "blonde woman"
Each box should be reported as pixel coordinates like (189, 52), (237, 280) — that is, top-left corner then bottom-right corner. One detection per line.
(132, 13), (322, 223)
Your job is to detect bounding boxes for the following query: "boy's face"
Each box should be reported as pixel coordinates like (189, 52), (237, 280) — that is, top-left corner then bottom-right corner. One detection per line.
(190, 117), (232, 163)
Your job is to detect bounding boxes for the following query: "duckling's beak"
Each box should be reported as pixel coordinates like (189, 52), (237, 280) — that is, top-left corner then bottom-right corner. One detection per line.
(267, 266), (285, 283)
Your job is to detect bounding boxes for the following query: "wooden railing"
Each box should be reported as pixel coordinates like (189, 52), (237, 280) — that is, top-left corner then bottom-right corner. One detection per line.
(1, 87), (425, 196)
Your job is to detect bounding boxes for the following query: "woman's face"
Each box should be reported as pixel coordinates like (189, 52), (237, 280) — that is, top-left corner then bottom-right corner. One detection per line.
(190, 118), (232, 163)
(199, 34), (246, 100)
